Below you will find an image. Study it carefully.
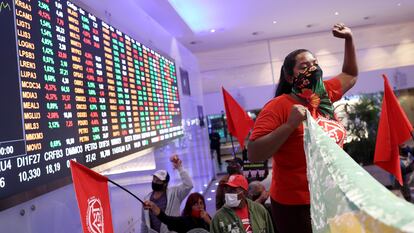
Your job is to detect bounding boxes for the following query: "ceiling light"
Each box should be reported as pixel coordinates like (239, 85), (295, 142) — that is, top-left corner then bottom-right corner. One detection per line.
(334, 11), (339, 16)
(210, 29), (216, 33)
(272, 20), (277, 24)
(397, 3), (401, 6)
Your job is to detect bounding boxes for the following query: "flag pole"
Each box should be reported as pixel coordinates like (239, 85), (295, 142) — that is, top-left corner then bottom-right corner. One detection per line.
(229, 134), (236, 158)
(107, 178), (144, 204)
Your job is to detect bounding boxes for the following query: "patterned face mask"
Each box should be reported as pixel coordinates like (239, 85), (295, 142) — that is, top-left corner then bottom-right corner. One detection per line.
(291, 65), (335, 119)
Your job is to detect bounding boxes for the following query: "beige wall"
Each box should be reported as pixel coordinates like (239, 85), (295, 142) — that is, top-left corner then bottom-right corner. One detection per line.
(197, 21), (414, 94)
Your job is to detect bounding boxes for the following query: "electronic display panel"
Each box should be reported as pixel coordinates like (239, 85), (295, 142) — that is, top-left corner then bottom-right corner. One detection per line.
(0, 0), (183, 210)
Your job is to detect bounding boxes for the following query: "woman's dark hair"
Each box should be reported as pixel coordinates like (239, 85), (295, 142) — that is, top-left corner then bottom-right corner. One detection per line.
(182, 192), (206, 216)
(274, 49), (310, 97)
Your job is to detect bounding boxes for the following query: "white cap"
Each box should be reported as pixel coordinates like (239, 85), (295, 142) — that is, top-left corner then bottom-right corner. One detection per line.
(153, 170), (168, 181)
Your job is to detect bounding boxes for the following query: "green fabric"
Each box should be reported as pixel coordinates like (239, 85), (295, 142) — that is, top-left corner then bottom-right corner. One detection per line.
(303, 110), (414, 233)
(291, 65), (335, 119)
(210, 199), (274, 233)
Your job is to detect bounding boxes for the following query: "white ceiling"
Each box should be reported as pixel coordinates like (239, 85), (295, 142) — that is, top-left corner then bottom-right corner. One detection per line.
(135, 0), (414, 53)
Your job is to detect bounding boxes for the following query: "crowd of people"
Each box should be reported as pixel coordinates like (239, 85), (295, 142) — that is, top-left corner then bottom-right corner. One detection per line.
(140, 148), (414, 233)
(140, 155), (274, 233)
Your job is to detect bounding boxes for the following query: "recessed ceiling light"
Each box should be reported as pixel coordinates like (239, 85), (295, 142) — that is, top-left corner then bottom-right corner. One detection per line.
(397, 3), (401, 6)
(272, 20), (277, 24)
(210, 29), (216, 33)
(334, 11), (339, 16)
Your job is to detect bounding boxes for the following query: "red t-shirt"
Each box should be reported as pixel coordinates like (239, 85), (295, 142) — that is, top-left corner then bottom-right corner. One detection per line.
(234, 205), (252, 233)
(249, 77), (345, 205)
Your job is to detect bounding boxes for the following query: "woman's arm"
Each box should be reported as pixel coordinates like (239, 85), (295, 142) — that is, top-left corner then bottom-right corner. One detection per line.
(332, 23), (358, 94)
(248, 105), (307, 162)
(144, 200), (193, 232)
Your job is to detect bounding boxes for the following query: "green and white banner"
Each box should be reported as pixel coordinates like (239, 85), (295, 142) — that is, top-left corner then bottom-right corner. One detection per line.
(304, 111), (414, 233)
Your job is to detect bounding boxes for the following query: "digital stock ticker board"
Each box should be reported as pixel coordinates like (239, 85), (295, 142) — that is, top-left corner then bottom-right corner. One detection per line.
(0, 0), (183, 209)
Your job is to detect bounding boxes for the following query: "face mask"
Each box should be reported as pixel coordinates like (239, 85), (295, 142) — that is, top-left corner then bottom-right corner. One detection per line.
(191, 209), (201, 218)
(152, 182), (165, 191)
(292, 65), (323, 92)
(290, 65), (335, 119)
(224, 193), (241, 208)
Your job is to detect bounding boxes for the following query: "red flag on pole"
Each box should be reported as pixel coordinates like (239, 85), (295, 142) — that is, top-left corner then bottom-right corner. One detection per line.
(222, 87), (254, 148)
(70, 160), (114, 233)
(374, 74), (413, 185)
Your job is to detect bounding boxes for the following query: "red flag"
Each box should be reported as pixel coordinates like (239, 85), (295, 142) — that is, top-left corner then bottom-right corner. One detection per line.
(70, 160), (114, 233)
(374, 75), (413, 185)
(222, 87), (254, 148)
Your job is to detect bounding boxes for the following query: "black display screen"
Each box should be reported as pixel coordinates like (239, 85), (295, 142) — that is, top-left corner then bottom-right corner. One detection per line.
(0, 0), (183, 210)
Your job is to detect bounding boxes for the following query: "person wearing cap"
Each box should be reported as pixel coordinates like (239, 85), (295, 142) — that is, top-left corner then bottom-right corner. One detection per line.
(215, 157), (244, 210)
(210, 174), (274, 233)
(141, 155), (194, 233)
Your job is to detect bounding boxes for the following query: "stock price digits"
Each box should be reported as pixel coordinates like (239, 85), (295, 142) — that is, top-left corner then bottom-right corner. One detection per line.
(0, 0), (183, 208)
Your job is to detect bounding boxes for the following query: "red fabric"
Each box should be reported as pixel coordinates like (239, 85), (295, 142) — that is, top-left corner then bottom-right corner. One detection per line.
(249, 77), (343, 204)
(374, 75), (413, 186)
(70, 161), (114, 233)
(222, 87), (254, 148)
(226, 174), (248, 191)
(235, 205), (252, 233)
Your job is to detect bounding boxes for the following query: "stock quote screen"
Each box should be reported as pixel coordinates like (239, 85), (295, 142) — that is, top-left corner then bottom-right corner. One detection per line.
(0, 0), (183, 209)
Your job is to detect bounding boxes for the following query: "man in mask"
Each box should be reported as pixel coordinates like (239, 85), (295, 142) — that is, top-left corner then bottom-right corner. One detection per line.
(141, 154), (193, 233)
(211, 174), (274, 233)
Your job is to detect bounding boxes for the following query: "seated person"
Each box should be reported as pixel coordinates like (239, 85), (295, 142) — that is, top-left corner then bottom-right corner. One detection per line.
(248, 181), (278, 232)
(144, 192), (211, 233)
(211, 174), (274, 233)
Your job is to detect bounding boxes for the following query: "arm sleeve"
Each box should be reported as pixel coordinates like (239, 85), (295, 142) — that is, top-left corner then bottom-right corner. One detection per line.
(175, 167), (194, 201)
(157, 211), (189, 232)
(249, 109), (281, 141)
(324, 77), (343, 102)
(140, 208), (148, 233)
